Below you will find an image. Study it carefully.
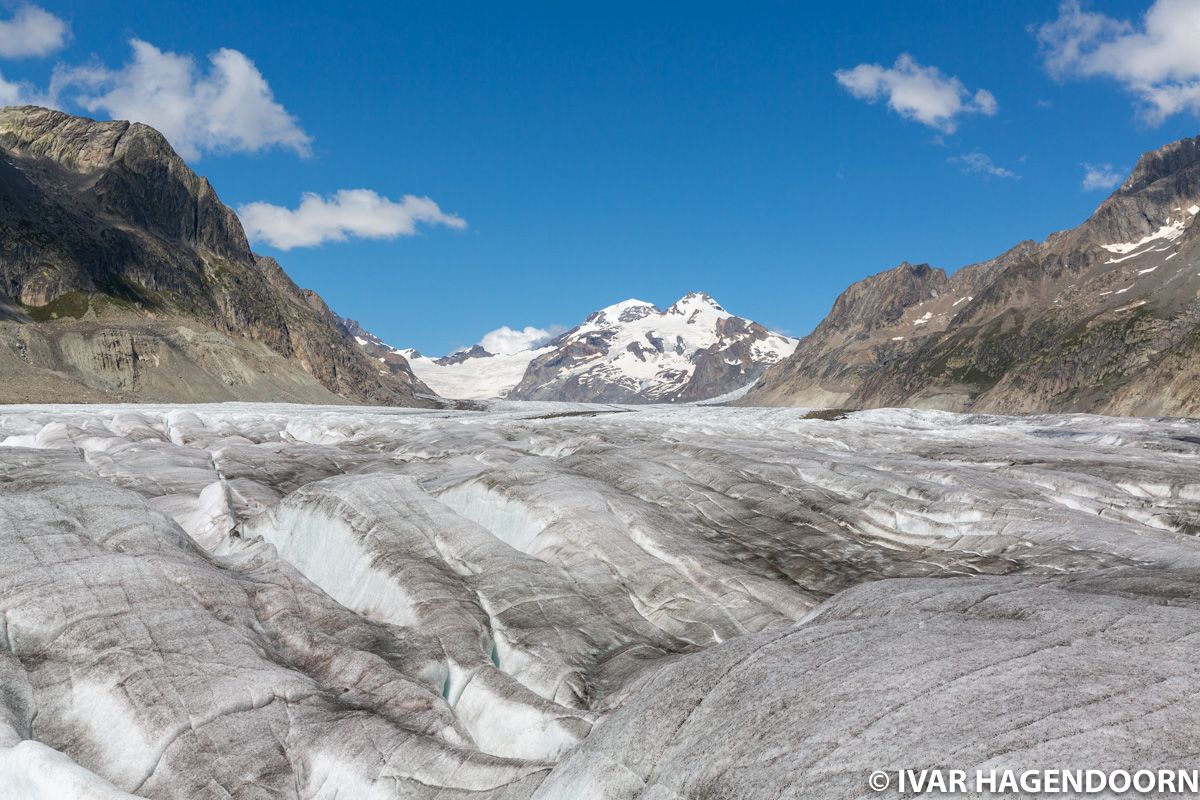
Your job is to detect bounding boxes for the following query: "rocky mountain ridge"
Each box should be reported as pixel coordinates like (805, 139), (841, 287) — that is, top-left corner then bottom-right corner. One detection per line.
(0, 105), (431, 405)
(745, 135), (1200, 417)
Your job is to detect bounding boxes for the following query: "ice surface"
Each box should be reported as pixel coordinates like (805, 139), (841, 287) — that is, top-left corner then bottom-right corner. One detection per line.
(0, 402), (1198, 797)
(0, 741), (143, 800)
(537, 570), (1200, 799)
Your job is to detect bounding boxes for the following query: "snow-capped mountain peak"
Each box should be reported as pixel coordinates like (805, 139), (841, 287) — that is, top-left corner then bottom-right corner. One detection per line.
(509, 293), (797, 403)
(665, 290), (729, 319)
(345, 293), (796, 403)
(435, 344), (494, 366)
(584, 298), (660, 326)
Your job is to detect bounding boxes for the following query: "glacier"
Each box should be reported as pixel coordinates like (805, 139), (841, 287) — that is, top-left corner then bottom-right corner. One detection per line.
(0, 401), (1198, 798)
(399, 348), (555, 401)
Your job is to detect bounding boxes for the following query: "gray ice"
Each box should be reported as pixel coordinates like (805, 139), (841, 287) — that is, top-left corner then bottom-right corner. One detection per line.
(0, 402), (1198, 798)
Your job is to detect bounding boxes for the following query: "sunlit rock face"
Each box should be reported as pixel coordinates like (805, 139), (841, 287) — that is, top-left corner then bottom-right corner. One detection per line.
(0, 402), (1198, 798)
(746, 137), (1200, 417)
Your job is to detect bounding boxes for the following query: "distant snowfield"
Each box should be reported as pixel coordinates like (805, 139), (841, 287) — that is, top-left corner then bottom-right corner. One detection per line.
(399, 347), (553, 399)
(1, 402), (1199, 798)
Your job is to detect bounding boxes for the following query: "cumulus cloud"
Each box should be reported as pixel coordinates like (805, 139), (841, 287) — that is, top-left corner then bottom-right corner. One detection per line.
(238, 189), (466, 250)
(1081, 162), (1122, 191)
(0, 4), (68, 59)
(1036, 0), (1200, 122)
(834, 54), (998, 133)
(479, 325), (561, 355)
(949, 152), (1019, 179)
(53, 39), (311, 159)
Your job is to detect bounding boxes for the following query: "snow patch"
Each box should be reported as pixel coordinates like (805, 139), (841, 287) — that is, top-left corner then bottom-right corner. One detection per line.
(1102, 218), (1187, 255)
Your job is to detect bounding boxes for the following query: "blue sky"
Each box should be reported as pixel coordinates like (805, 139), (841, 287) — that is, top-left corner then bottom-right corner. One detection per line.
(2, 1), (1199, 354)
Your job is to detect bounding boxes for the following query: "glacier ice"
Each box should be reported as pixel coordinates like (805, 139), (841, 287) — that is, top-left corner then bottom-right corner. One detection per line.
(0, 401), (1198, 797)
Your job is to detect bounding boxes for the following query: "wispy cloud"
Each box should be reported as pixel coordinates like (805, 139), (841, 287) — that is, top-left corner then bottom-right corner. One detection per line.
(0, 72), (51, 105)
(1081, 162), (1122, 191)
(479, 325), (561, 355)
(949, 152), (1019, 179)
(238, 189), (466, 250)
(835, 54), (997, 133)
(1036, 0), (1200, 123)
(0, 4), (68, 59)
(53, 39), (311, 159)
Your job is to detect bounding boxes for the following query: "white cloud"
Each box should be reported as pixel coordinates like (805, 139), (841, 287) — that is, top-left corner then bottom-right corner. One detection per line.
(238, 189), (466, 250)
(1036, 0), (1200, 122)
(1081, 162), (1122, 191)
(834, 54), (998, 133)
(949, 152), (1019, 179)
(480, 325), (560, 355)
(0, 72), (48, 105)
(0, 5), (68, 59)
(53, 39), (311, 159)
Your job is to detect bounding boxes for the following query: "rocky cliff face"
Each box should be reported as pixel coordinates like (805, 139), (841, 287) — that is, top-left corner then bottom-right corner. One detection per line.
(0, 105), (431, 406)
(746, 135), (1200, 417)
(333, 314), (433, 397)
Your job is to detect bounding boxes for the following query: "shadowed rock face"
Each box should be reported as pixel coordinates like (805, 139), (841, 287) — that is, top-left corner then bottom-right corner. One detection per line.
(745, 135), (1200, 416)
(1, 403), (1198, 797)
(0, 106), (430, 406)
